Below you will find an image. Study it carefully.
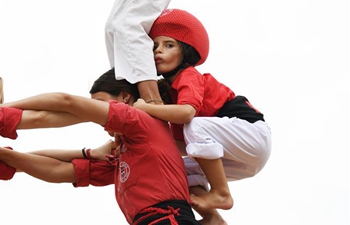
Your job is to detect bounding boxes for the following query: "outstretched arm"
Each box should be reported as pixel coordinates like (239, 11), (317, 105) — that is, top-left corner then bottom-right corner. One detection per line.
(133, 98), (196, 124)
(29, 140), (117, 162)
(0, 147), (76, 183)
(1, 92), (110, 128)
(0, 141), (115, 183)
(17, 110), (86, 130)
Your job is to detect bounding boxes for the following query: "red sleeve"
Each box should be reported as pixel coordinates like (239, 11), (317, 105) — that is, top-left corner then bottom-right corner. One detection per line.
(104, 100), (141, 134)
(172, 68), (204, 116)
(0, 147), (16, 180)
(103, 100), (150, 140)
(0, 107), (23, 140)
(0, 161), (16, 180)
(72, 159), (115, 187)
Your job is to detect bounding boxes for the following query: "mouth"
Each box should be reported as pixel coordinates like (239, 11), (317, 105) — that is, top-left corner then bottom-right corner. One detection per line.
(155, 56), (163, 63)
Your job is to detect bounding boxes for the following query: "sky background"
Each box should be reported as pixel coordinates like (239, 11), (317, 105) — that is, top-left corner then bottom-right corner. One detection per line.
(0, 0), (349, 224)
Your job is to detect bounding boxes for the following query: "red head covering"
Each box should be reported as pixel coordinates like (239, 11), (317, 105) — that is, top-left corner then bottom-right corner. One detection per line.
(149, 9), (210, 66)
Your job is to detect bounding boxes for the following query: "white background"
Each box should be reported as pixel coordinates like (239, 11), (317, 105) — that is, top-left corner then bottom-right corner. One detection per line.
(0, 0), (349, 224)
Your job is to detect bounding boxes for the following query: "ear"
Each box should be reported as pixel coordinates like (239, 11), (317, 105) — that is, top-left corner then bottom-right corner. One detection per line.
(121, 91), (131, 103)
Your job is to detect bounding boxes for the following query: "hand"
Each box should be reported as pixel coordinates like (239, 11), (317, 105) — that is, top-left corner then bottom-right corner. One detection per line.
(90, 140), (116, 161)
(133, 98), (147, 110)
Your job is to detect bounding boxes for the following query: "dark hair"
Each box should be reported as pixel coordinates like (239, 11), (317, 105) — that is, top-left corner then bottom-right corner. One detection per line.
(157, 78), (172, 104)
(179, 41), (201, 66)
(89, 68), (140, 99)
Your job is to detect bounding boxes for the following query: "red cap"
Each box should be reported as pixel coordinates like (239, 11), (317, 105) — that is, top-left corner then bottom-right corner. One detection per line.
(149, 9), (209, 66)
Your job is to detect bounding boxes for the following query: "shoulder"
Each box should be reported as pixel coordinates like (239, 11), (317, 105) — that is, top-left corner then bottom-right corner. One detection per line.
(181, 66), (202, 76)
(173, 67), (203, 86)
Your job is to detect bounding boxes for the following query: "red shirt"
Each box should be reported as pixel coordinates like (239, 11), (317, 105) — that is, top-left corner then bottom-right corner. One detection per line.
(170, 66), (235, 140)
(72, 101), (190, 224)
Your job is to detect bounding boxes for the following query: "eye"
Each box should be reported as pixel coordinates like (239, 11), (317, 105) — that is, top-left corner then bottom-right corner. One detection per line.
(153, 43), (159, 51)
(165, 43), (174, 48)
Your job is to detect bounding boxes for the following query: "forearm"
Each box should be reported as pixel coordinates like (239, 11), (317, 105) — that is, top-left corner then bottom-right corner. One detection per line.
(2, 92), (109, 126)
(1, 92), (70, 112)
(30, 149), (85, 162)
(30, 140), (115, 162)
(0, 148), (76, 183)
(136, 103), (196, 124)
(17, 110), (87, 130)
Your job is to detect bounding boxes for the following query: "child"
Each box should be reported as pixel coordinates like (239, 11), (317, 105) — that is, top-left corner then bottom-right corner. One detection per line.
(105, 0), (171, 104)
(0, 68), (201, 225)
(133, 8), (272, 215)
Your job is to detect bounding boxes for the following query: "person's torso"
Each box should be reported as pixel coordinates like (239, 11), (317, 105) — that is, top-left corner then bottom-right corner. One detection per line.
(170, 66), (235, 116)
(105, 101), (190, 223)
(169, 67), (235, 140)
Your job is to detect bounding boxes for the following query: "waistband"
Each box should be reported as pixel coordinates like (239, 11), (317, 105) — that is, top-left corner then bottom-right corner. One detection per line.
(217, 95), (265, 123)
(132, 200), (200, 225)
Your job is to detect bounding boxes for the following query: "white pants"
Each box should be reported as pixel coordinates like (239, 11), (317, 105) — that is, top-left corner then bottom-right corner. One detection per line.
(184, 117), (272, 188)
(105, 0), (171, 83)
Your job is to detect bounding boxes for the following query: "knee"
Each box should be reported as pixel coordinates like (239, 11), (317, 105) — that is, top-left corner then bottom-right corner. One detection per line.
(184, 117), (202, 131)
(183, 118), (205, 141)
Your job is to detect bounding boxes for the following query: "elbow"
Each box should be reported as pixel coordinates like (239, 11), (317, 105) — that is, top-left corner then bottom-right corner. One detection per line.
(55, 92), (75, 110)
(182, 114), (194, 124)
(44, 92), (75, 111)
(181, 107), (196, 123)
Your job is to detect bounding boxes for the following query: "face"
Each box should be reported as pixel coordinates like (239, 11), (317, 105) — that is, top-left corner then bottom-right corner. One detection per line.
(91, 91), (134, 103)
(91, 92), (121, 102)
(153, 36), (183, 74)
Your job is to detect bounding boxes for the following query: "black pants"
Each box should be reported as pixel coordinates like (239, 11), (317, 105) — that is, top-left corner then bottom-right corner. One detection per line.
(133, 200), (202, 225)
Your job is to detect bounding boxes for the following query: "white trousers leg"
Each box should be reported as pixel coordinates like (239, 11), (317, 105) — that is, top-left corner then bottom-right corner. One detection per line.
(184, 117), (272, 187)
(105, 0), (171, 83)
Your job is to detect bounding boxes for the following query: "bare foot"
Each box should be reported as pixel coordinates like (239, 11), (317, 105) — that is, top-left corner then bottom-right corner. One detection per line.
(190, 190), (233, 211)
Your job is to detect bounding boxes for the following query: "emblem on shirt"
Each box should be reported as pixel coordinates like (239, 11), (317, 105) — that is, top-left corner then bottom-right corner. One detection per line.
(119, 161), (130, 183)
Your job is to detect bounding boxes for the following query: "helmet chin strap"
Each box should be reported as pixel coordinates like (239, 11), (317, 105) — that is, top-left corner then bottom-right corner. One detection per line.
(158, 61), (187, 78)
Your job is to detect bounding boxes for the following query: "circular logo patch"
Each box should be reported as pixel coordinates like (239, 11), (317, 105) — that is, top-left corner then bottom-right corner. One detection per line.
(119, 161), (130, 183)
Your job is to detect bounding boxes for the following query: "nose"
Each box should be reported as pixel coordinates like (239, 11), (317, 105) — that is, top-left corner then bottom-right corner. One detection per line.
(154, 45), (162, 54)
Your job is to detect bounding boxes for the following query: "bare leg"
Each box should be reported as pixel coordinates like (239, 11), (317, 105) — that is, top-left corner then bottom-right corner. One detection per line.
(190, 158), (233, 211)
(137, 80), (163, 104)
(190, 186), (228, 225)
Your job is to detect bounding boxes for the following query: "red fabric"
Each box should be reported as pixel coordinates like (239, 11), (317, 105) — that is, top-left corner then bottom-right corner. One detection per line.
(132, 206), (180, 225)
(169, 66), (235, 140)
(0, 162), (15, 180)
(72, 159), (115, 187)
(73, 101), (190, 224)
(0, 107), (23, 140)
(0, 147), (16, 180)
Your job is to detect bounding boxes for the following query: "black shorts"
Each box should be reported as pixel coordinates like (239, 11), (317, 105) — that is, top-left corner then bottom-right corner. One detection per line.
(133, 200), (201, 225)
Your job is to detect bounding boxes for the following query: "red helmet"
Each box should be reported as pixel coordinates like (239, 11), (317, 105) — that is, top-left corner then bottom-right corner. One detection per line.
(149, 9), (209, 66)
